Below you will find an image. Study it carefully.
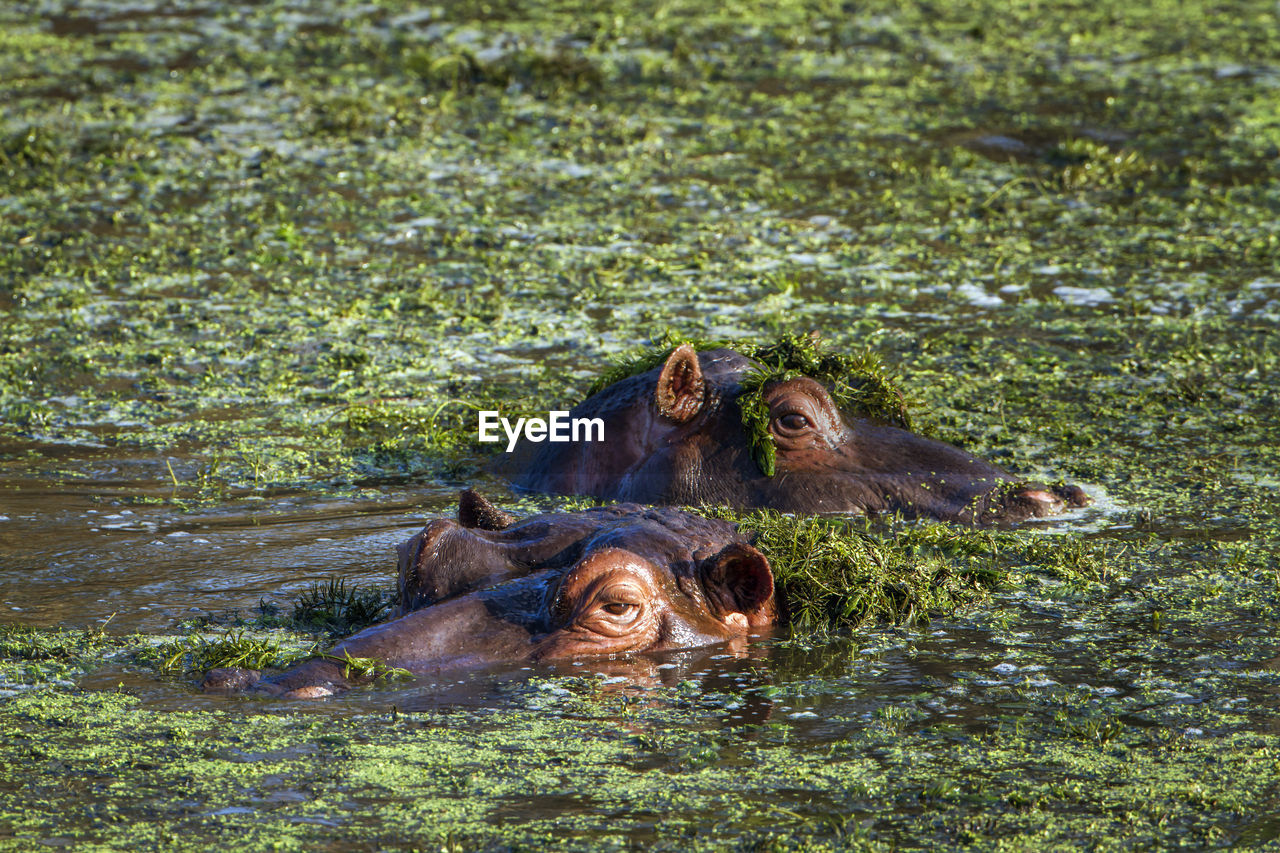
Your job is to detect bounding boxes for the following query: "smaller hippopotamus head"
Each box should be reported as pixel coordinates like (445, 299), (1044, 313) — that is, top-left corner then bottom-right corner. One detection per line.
(202, 492), (776, 699)
(501, 339), (1089, 524)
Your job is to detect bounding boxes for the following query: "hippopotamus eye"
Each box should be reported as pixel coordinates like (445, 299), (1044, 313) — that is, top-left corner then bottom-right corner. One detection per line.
(596, 596), (641, 620)
(579, 589), (647, 634)
(602, 601), (637, 616)
(775, 413), (811, 433)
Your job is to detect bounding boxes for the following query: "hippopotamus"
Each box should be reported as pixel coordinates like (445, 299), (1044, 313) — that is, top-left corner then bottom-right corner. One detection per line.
(501, 343), (1089, 524)
(202, 491), (776, 698)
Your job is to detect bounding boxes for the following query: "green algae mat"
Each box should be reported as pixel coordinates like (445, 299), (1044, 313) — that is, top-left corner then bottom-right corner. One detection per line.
(3, 0), (1280, 849)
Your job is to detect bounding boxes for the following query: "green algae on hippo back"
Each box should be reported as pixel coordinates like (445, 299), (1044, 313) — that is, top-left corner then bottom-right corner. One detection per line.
(501, 334), (1089, 524)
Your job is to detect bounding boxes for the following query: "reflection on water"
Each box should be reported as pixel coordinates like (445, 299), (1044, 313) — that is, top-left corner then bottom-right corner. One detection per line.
(0, 449), (463, 633)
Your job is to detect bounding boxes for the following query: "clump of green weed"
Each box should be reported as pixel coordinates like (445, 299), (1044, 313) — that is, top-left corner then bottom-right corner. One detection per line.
(730, 511), (1000, 634)
(1054, 138), (1159, 192)
(0, 125), (67, 188)
(1019, 535), (1114, 580)
(339, 383), (540, 477)
(342, 398), (480, 458)
(0, 620), (114, 663)
(737, 377), (779, 476)
(406, 47), (602, 97)
(709, 510), (1107, 635)
(290, 577), (391, 636)
(1061, 711), (1127, 746)
(318, 649), (412, 683)
(154, 630), (305, 674)
(749, 333), (910, 430)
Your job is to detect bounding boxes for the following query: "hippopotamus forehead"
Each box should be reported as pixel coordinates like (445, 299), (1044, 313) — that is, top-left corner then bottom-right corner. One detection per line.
(487, 505), (726, 560)
(398, 509), (635, 614)
(633, 505), (742, 541)
(765, 374), (834, 399)
(473, 503), (648, 545)
(475, 569), (562, 631)
(580, 511), (742, 565)
(402, 502), (741, 612)
(443, 504), (656, 570)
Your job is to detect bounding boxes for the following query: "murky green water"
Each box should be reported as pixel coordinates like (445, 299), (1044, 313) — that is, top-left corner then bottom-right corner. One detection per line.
(3, 0), (1280, 848)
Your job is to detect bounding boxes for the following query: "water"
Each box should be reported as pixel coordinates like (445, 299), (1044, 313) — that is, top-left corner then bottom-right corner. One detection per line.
(4, 452), (1271, 741)
(3, 0), (1280, 847)
(0, 447), (460, 633)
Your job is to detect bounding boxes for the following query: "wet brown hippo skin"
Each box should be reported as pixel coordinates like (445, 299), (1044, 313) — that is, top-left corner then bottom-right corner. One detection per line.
(501, 345), (1090, 524)
(202, 494), (776, 699)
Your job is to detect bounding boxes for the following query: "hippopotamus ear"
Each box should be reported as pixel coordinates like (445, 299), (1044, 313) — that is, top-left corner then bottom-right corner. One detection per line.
(655, 344), (705, 423)
(700, 542), (775, 627)
(457, 489), (515, 531)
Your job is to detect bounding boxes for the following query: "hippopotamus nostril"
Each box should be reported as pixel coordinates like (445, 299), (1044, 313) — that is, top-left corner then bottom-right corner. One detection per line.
(1012, 487), (1067, 517)
(200, 667), (262, 693)
(1053, 484), (1093, 508)
(1008, 483), (1093, 518)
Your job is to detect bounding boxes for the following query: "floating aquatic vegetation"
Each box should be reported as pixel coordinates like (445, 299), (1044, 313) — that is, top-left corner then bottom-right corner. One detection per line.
(318, 649), (413, 683)
(706, 508), (1110, 635)
(0, 620), (112, 664)
(289, 577), (392, 637)
(2, 0), (1280, 848)
(153, 629), (305, 675)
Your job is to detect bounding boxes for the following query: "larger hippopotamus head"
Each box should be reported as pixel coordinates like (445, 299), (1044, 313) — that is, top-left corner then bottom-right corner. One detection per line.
(501, 339), (1088, 524)
(203, 492), (776, 699)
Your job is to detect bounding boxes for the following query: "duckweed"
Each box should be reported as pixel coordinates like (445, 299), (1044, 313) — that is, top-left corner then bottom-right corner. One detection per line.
(3, 0), (1280, 848)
